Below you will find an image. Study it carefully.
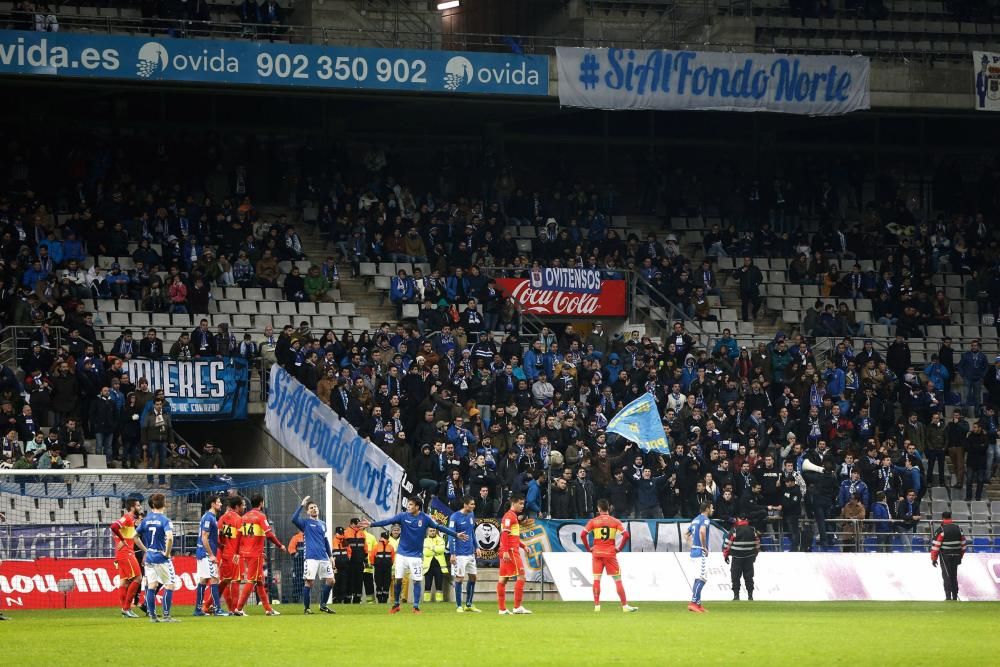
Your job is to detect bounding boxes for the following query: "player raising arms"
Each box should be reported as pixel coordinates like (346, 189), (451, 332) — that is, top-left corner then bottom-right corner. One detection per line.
(136, 493), (181, 623)
(448, 496), (482, 613)
(685, 501), (714, 614)
(194, 495), (229, 617)
(360, 496), (468, 614)
(234, 494), (286, 616)
(292, 495), (337, 615)
(217, 496), (244, 613)
(582, 499), (638, 613)
(110, 496), (142, 618)
(496, 495), (531, 615)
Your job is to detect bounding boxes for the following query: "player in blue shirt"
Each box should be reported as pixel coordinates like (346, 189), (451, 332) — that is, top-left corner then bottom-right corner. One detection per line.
(136, 492), (180, 623)
(193, 495), (229, 617)
(292, 495), (337, 615)
(685, 500), (714, 613)
(448, 496), (481, 613)
(361, 497), (469, 614)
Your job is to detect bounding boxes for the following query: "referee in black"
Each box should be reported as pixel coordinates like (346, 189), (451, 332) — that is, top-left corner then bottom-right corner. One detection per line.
(723, 515), (761, 601)
(930, 511), (967, 601)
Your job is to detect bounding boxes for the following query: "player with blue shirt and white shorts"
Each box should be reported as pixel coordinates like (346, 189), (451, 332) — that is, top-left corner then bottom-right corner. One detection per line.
(685, 501), (714, 614)
(136, 492), (180, 623)
(361, 497), (469, 614)
(448, 496), (482, 613)
(292, 496), (337, 615)
(194, 495), (229, 617)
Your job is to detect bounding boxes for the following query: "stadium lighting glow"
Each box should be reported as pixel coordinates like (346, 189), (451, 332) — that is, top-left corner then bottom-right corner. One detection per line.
(437, 1), (460, 9)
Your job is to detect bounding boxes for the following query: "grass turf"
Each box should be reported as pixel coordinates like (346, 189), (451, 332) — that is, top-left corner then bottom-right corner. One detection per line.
(3, 601), (997, 666)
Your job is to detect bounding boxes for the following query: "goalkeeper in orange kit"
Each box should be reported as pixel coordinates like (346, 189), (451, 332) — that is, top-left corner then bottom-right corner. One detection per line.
(581, 499), (638, 613)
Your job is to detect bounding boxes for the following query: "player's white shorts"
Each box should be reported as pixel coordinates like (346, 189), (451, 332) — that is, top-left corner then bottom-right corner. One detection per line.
(689, 552), (708, 582)
(196, 557), (219, 581)
(145, 560), (178, 588)
(450, 555), (477, 578)
(304, 558), (335, 581)
(394, 555), (423, 580)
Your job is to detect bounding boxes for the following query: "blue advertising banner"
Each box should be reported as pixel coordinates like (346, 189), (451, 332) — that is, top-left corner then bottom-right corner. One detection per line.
(522, 518), (728, 582)
(606, 392), (671, 454)
(1, 525), (112, 560)
(124, 357), (248, 420)
(527, 267), (602, 294)
(265, 365), (408, 521)
(557, 47), (870, 115)
(0, 30), (549, 96)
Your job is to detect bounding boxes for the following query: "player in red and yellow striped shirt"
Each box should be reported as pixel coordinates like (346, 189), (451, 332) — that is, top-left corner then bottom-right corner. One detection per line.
(233, 494), (285, 616)
(110, 497), (142, 618)
(581, 499), (637, 613)
(216, 496), (244, 613)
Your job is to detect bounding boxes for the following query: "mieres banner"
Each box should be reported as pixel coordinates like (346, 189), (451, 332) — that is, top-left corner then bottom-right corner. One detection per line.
(557, 47), (870, 115)
(266, 365), (407, 521)
(519, 518), (727, 582)
(124, 357), (248, 420)
(496, 275), (626, 317)
(545, 552), (1000, 602)
(0, 30), (549, 96)
(974, 51), (1000, 111)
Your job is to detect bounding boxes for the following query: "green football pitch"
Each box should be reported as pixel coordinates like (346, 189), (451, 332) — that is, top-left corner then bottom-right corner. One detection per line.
(3, 601), (997, 666)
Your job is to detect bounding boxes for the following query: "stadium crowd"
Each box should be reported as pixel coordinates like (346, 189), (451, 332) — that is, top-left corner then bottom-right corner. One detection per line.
(0, 137), (999, 553)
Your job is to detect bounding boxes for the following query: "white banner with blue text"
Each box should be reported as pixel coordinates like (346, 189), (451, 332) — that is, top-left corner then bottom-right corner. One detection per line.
(266, 365), (407, 521)
(557, 47), (870, 115)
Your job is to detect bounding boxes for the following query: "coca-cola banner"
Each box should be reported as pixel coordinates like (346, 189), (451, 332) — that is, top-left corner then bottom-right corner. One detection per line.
(0, 556), (198, 609)
(496, 277), (626, 317)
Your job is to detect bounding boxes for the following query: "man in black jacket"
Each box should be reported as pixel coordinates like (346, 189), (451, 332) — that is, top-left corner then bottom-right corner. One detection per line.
(780, 474), (803, 551)
(606, 468), (633, 518)
(89, 386), (118, 461)
(738, 481), (768, 533)
(549, 477), (572, 519)
(737, 256), (764, 322)
(930, 511), (966, 601)
(723, 517), (760, 600)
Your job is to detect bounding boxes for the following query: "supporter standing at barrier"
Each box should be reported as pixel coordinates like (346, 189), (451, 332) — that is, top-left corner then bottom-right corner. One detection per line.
(723, 516), (760, 600)
(685, 501), (713, 613)
(930, 511), (966, 601)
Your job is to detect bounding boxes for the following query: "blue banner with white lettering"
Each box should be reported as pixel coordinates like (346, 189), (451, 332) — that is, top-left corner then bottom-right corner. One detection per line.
(528, 267), (602, 294)
(557, 47), (869, 115)
(606, 392), (671, 454)
(265, 365), (408, 521)
(0, 30), (548, 96)
(124, 357), (248, 420)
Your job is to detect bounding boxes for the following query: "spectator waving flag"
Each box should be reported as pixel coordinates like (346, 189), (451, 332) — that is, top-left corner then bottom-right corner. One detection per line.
(606, 393), (671, 454)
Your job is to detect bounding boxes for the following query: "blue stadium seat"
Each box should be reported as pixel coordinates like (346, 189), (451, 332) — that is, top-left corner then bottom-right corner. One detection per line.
(761, 535), (775, 551)
(891, 536), (905, 553)
(863, 536), (877, 552)
(973, 537), (990, 553)
(911, 536), (926, 550)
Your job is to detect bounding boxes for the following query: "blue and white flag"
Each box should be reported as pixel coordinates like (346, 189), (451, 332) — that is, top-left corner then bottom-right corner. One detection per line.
(265, 365), (408, 520)
(606, 393), (670, 453)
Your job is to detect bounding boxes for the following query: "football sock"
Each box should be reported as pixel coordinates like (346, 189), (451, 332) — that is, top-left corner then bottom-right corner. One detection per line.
(454, 581), (463, 608)
(303, 586), (311, 609)
(210, 584), (221, 611)
(145, 588), (156, 615)
(163, 589), (173, 616)
(593, 580), (601, 604)
(615, 580), (628, 605)
(320, 584), (332, 607)
(125, 581), (140, 610)
(237, 583), (254, 611)
(228, 582), (240, 610)
(466, 580), (475, 607)
(496, 582), (506, 610)
(195, 583), (205, 611)
(118, 585), (126, 610)
(256, 583), (273, 612)
(514, 579), (525, 608)
(392, 580), (403, 606)
(693, 579), (705, 604)
(412, 582), (422, 607)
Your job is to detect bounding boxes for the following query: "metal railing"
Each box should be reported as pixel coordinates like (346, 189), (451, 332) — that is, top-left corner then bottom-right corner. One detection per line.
(753, 516), (997, 552)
